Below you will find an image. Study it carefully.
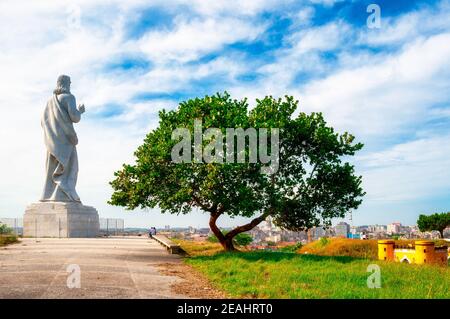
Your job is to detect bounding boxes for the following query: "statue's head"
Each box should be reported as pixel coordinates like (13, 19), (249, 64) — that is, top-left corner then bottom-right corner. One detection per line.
(53, 75), (71, 95)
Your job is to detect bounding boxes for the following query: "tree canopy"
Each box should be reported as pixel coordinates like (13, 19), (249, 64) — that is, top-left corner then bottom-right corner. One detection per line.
(417, 212), (450, 238)
(109, 93), (365, 250)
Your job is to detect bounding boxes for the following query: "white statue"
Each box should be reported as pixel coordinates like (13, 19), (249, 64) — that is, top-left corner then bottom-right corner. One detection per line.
(40, 75), (85, 202)
(23, 77), (99, 238)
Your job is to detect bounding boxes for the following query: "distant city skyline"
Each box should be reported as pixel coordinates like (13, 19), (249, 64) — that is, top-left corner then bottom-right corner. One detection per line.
(0, 212), (434, 230)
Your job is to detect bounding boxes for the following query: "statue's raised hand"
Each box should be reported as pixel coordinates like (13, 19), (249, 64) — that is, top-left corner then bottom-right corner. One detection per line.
(78, 104), (85, 114)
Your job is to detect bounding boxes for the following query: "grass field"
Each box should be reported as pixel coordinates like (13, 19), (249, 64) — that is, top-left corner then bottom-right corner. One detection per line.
(299, 238), (378, 259)
(176, 239), (450, 299)
(171, 238), (225, 256)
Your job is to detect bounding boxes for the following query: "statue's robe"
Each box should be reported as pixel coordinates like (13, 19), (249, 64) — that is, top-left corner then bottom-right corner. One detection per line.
(40, 93), (81, 202)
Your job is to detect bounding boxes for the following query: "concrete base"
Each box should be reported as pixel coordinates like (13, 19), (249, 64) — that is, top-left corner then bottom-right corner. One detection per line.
(23, 202), (99, 238)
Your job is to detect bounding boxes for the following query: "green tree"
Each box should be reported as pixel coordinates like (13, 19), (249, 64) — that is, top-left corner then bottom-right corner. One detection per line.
(0, 223), (12, 235)
(279, 242), (303, 253)
(233, 232), (253, 246)
(208, 231), (253, 246)
(109, 93), (365, 251)
(207, 234), (219, 243)
(417, 212), (450, 238)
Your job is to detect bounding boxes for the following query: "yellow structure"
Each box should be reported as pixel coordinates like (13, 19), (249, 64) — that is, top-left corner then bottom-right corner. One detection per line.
(378, 240), (395, 261)
(377, 240), (448, 265)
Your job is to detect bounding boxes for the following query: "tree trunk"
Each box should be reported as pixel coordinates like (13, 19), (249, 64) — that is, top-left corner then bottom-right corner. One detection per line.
(439, 229), (444, 238)
(209, 209), (272, 252)
(222, 236), (236, 251)
(209, 212), (236, 251)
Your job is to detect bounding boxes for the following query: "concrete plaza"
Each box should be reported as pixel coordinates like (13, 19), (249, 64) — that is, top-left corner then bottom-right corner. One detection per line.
(0, 236), (190, 298)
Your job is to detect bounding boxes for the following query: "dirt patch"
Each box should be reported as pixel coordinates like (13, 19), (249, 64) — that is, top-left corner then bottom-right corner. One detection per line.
(157, 262), (228, 299)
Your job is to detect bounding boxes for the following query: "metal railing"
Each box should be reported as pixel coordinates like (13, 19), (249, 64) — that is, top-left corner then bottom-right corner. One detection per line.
(0, 217), (125, 237)
(99, 218), (125, 236)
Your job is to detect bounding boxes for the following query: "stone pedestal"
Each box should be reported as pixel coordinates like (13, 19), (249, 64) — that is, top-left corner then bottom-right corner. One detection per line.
(23, 202), (99, 238)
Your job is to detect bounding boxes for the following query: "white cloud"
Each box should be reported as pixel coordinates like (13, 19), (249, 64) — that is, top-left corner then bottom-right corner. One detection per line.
(288, 21), (348, 54)
(300, 32), (450, 138)
(243, 21), (352, 100)
(182, 0), (287, 16)
(138, 17), (267, 63)
(308, 0), (343, 6)
(358, 134), (450, 201)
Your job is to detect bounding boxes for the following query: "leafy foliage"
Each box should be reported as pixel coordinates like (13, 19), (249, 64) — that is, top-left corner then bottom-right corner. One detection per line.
(278, 242), (303, 253)
(0, 223), (17, 247)
(109, 93), (365, 250)
(417, 212), (450, 238)
(206, 234), (220, 243)
(208, 231), (253, 246)
(0, 235), (18, 246)
(233, 233), (253, 246)
(0, 223), (12, 235)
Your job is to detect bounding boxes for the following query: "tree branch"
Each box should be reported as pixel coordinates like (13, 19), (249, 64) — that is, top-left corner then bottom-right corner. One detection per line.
(225, 209), (273, 239)
(192, 193), (215, 213)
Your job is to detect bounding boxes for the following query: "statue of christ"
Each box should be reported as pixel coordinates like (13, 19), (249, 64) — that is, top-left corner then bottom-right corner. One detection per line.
(40, 75), (85, 202)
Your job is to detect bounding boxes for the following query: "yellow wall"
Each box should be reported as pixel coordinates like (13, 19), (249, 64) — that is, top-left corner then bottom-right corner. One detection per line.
(394, 250), (416, 263)
(378, 240), (448, 265)
(378, 240), (394, 261)
(414, 241), (434, 265)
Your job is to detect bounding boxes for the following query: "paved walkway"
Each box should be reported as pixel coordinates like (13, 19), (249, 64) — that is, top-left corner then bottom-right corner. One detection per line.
(0, 237), (189, 298)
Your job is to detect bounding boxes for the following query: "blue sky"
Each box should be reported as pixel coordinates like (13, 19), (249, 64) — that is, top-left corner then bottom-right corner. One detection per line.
(1, 0), (450, 228)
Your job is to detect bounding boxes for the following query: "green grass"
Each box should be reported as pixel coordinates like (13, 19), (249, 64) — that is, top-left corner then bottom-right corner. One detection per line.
(186, 251), (450, 298)
(0, 235), (18, 246)
(171, 238), (225, 256)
